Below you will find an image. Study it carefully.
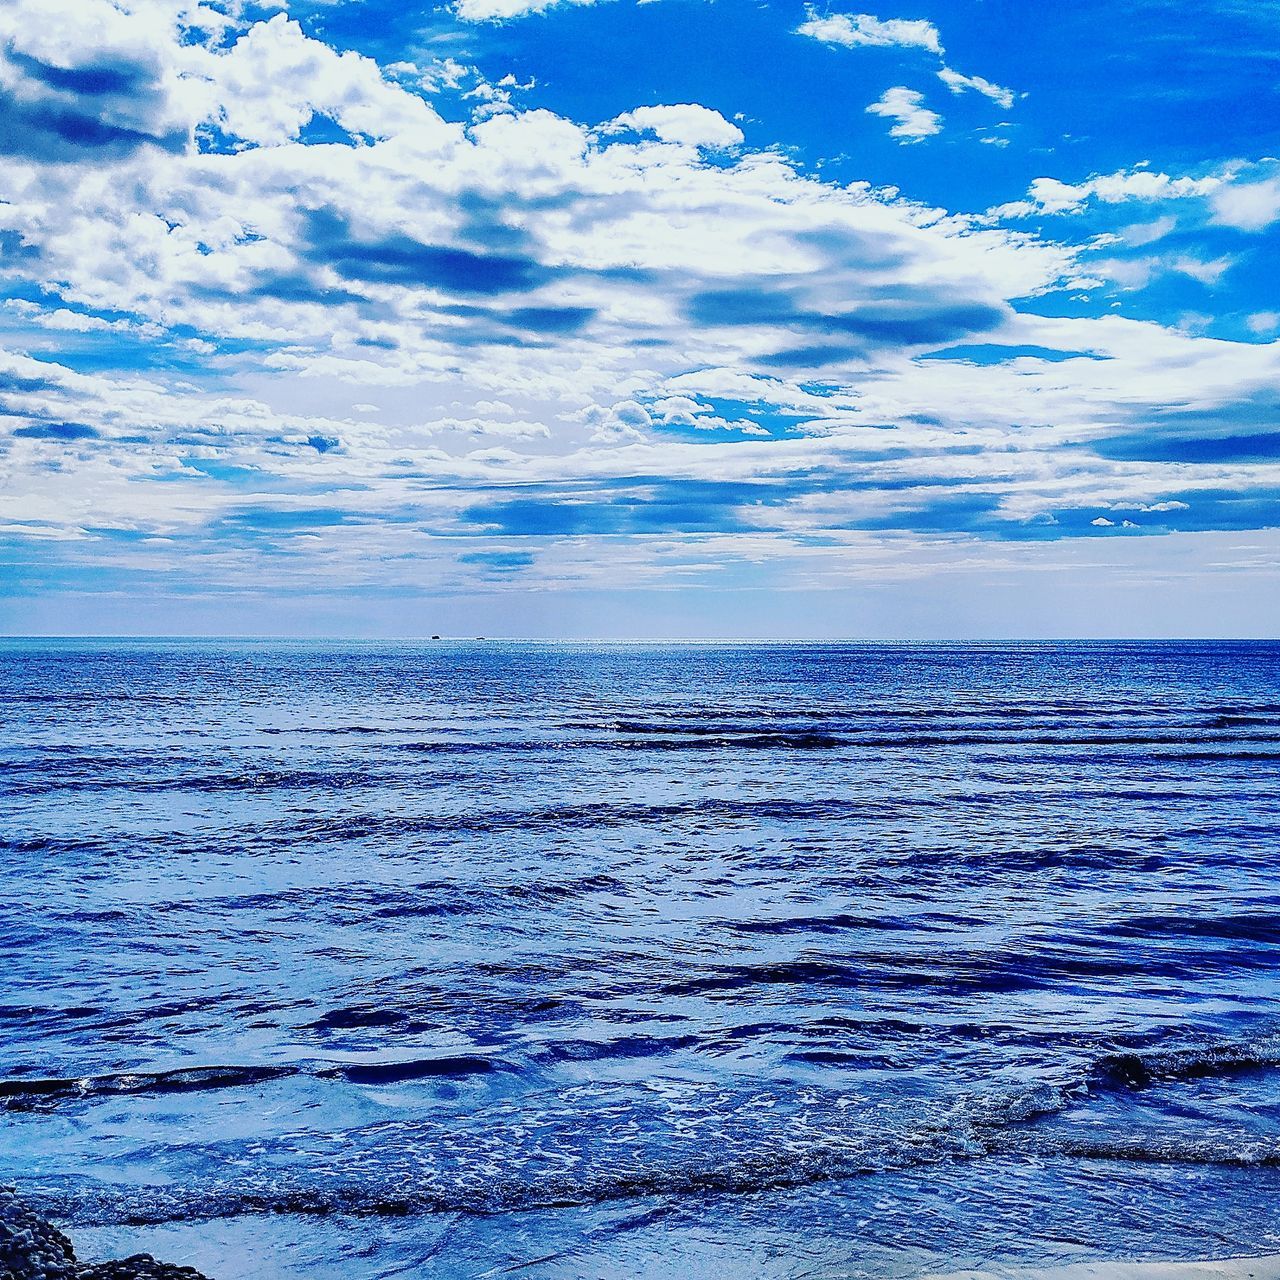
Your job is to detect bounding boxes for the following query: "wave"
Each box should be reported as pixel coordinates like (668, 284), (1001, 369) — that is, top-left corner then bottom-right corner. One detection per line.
(258, 725), (396, 735)
(321, 1056), (503, 1084)
(26, 1133), (979, 1227)
(1015, 1134), (1280, 1167)
(556, 701), (1280, 728)
(400, 729), (1280, 754)
(9, 727), (1280, 804)
(0, 1065), (297, 1111)
(1089, 1036), (1280, 1090)
(1, 764), (387, 798)
(533, 1033), (704, 1064)
(29, 1114), (1280, 1232)
(124, 791), (1264, 848)
(279, 798), (899, 842)
(1094, 913), (1280, 945)
(728, 911), (932, 935)
(653, 945), (1255, 999)
(13, 1028), (1280, 1228)
(0, 1052), (514, 1111)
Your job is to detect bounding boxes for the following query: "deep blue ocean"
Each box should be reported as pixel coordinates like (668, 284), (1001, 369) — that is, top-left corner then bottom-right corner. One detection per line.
(2, 640), (1279, 1278)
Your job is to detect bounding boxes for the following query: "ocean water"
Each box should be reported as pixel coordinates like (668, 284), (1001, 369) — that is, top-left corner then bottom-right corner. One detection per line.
(2, 639), (1279, 1279)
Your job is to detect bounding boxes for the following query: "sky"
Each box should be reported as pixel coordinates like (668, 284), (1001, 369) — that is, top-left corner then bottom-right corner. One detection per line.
(1, 0), (1279, 638)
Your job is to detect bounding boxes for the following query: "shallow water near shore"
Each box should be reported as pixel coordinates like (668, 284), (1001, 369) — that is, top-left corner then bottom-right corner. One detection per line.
(3, 639), (1280, 1277)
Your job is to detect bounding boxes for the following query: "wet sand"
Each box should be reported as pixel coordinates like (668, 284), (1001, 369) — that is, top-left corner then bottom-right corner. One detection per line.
(927, 1256), (1280, 1280)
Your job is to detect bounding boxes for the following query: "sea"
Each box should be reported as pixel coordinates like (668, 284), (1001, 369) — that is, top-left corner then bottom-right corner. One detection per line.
(2, 639), (1279, 1278)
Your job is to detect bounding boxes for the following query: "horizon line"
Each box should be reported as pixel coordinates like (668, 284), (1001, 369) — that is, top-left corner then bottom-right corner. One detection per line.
(3, 635), (1279, 645)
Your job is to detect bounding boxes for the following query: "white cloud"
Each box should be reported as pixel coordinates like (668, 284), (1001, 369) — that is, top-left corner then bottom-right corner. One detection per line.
(607, 104), (744, 149)
(866, 86), (941, 141)
(995, 165), (1280, 232)
(387, 57), (476, 94)
(454, 0), (590, 21)
(209, 15), (452, 147)
(1090, 251), (1235, 290)
(796, 8), (943, 54)
(1211, 175), (1280, 231)
(1, 301), (132, 332)
(937, 66), (1014, 110)
(1002, 168), (1224, 217)
(1168, 255), (1233, 285)
(796, 11), (1015, 130)
(0, 0), (207, 160)
(1117, 215), (1178, 247)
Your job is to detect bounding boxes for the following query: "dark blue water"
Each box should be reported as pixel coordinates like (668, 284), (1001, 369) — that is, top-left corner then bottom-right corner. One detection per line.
(3, 640), (1280, 1278)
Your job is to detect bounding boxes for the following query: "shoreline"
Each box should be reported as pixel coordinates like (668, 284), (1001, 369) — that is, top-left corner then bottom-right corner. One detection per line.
(8, 1184), (1280, 1280)
(0, 1188), (212, 1280)
(926, 1259), (1280, 1279)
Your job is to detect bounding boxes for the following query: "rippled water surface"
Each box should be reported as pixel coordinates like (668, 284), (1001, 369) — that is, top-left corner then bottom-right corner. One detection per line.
(3, 640), (1279, 1277)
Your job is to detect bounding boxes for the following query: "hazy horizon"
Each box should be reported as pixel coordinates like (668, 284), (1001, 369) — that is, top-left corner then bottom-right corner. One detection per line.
(6, 631), (1280, 643)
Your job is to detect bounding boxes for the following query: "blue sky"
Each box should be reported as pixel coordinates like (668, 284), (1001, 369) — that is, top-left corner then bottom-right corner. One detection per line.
(1, 0), (1278, 636)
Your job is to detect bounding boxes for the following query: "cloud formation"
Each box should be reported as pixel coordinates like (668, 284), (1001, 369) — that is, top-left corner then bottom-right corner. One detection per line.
(606, 104), (744, 148)
(865, 86), (941, 140)
(937, 66), (1014, 110)
(1212, 175), (1280, 232)
(795, 8), (943, 54)
(1, 0), (1278, 630)
(795, 7), (1016, 142)
(1004, 167), (1225, 217)
(454, 0), (589, 21)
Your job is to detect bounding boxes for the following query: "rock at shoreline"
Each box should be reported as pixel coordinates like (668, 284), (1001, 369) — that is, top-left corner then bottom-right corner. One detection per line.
(1, 1189), (211, 1280)
(75, 1262), (209, 1280)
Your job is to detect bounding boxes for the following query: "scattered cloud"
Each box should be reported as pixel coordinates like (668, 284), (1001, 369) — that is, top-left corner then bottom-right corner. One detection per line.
(796, 9), (1017, 142)
(606, 104), (744, 148)
(937, 66), (1014, 110)
(998, 167), (1225, 217)
(866, 86), (941, 141)
(454, 0), (589, 22)
(1211, 174), (1280, 231)
(795, 8), (943, 54)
